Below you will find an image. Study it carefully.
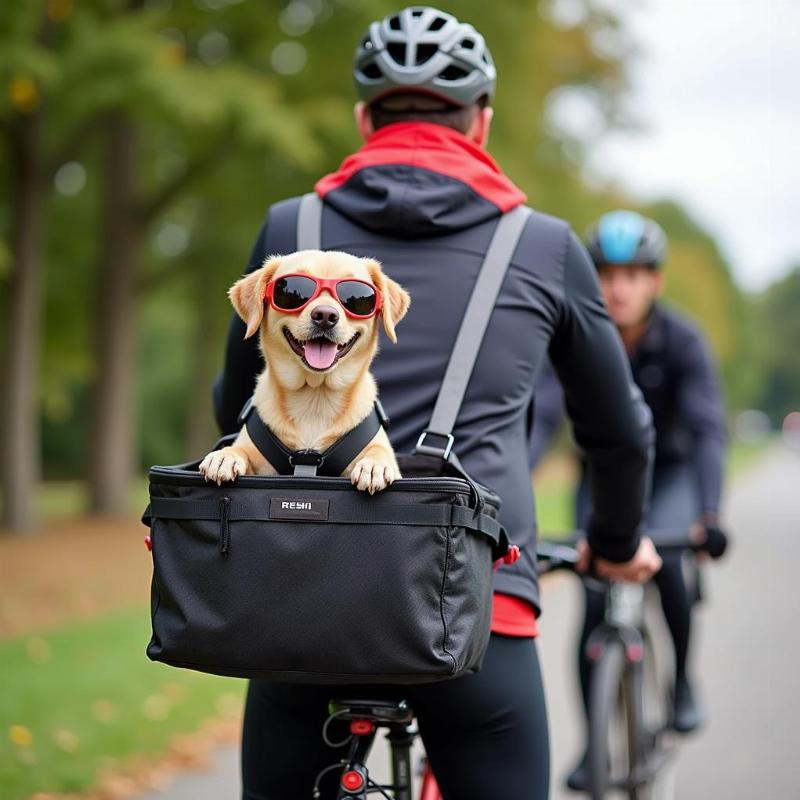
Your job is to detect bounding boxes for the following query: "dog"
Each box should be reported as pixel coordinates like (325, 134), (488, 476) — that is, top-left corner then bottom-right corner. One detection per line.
(199, 250), (410, 493)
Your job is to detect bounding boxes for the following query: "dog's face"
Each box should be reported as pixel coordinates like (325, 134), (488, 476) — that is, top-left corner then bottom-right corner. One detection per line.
(229, 250), (410, 388)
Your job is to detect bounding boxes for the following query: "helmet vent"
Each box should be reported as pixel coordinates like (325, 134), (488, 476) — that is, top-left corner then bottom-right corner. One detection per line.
(388, 15), (401, 30)
(429, 16), (447, 31)
(360, 62), (382, 80)
(460, 38), (475, 50)
(387, 42), (407, 64)
(439, 64), (469, 81)
(415, 43), (438, 65)
(411, 8), (423, 16)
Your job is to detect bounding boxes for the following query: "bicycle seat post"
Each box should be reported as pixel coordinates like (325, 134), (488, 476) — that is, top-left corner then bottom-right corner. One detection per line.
(323, 699), (416, 800)
(385, 723), (416, 800)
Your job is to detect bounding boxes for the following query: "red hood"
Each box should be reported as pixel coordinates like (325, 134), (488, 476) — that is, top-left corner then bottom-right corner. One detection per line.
(316, 123), (526, 233)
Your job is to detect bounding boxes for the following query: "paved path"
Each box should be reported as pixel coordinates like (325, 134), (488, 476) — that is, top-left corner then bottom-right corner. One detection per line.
(140, 445), (798, 799)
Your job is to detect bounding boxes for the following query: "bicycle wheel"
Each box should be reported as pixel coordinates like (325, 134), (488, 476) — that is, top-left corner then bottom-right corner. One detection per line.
(588, 640), (637, 800)
(638, 602), (677, 800)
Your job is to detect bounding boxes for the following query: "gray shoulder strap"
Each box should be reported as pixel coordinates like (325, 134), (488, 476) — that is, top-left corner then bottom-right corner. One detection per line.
(297, 192), (323, 250)
(416, 206), (532, 459)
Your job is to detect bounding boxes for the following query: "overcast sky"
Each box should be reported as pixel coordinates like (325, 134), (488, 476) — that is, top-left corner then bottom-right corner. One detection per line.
(582, 0), (798, 292)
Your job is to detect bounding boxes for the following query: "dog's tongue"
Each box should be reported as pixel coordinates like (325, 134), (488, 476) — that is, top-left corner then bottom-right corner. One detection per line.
(303, 338), (338, 370)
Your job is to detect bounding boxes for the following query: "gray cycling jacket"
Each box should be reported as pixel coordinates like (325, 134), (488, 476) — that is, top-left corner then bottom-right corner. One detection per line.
(212, 122), (654, 612)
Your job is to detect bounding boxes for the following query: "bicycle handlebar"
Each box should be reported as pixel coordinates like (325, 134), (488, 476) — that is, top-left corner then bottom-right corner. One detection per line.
(537, 525), (728, 576)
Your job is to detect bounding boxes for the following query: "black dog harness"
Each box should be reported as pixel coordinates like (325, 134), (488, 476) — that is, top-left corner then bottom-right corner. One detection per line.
(237, 395), (390, 478)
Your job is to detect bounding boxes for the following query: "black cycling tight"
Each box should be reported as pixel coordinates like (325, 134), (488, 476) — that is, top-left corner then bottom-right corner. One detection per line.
(577, 550), (693, 710)
(575, 461), (698, 714)
(241, 634), (549, 800)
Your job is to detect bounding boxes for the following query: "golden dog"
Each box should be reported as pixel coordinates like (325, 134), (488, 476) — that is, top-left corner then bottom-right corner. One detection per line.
(199, 250), (410, 493)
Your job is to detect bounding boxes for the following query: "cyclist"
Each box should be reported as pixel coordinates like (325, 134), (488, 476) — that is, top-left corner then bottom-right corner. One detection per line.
(530, 210), (728, 791)
(214, 9), (660, 799)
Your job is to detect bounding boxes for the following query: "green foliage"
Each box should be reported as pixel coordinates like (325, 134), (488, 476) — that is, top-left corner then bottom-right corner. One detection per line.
(0, 0), (762, 476)
(0, 609), (245, 799)
(645, 200), (754, 408)
(752, 267), (800, 423)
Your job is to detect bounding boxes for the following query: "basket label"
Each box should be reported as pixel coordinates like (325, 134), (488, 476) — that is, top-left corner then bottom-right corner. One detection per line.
(269, 497), (329, 521)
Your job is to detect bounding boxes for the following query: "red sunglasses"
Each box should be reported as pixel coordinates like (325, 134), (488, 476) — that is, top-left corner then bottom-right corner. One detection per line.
(264, 274), (383, 319)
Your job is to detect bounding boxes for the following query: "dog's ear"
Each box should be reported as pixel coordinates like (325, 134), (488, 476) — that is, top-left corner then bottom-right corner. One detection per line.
(229, 257), (281, 339)
(367, 259), (410, 343)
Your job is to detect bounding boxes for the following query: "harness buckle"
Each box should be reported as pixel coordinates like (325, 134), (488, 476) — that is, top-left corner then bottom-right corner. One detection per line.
(289, 449), (325, 466)
(289, 449), (325, 477)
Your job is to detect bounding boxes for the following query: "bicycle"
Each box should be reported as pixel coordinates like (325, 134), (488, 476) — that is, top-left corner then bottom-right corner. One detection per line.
(537, 528), (726, 800)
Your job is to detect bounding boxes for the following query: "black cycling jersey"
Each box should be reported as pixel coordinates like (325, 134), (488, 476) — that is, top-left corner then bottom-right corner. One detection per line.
(530, 302), (726, 514)
(213, 121), (654, 613)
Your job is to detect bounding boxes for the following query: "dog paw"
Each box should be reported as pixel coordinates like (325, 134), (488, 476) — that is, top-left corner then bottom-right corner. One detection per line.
(350, 458), (398, 494)
(199, 447), (248, 484)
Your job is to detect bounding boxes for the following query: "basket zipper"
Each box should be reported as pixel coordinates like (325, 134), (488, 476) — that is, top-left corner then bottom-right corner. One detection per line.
(147, 468), (499, 507)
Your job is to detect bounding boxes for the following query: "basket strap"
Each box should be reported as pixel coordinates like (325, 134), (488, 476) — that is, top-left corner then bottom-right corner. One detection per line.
(146, 496), (505, 551)
(416, 205), (532, 460)
(297, 192), (322, 250)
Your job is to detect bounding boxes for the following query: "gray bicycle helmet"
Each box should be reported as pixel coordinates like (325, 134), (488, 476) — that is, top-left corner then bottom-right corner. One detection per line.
(354, 6), (496, 108)
(586, 210), (667, 270)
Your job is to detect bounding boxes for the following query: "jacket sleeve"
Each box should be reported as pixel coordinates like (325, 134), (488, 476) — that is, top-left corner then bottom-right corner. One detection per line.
(549, 231), (655, 563)
(211, 217), (270, 435)
(528, 358), (565, 469)
(676, 329), (727, 515)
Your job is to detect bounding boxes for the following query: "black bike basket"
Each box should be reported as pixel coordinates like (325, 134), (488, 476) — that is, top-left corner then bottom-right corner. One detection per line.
(142, 197), (531, 684)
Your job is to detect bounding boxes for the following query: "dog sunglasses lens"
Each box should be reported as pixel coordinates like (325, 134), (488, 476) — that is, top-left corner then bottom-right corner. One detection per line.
(336, 281), (377, 316)
(272, 276), (317, 310)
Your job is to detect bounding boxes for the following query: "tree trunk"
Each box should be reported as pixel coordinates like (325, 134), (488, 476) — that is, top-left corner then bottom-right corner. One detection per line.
(87, 113), (142, 514)
(0, 111), (45, 532)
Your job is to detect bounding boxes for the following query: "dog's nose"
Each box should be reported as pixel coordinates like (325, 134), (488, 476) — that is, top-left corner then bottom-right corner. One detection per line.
(311, 305), (339, 330)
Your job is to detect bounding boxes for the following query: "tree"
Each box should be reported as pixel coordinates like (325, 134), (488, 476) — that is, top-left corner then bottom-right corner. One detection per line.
(0, 4), (61, 530)
(1, 0), (318, 525)
(754, 267), (800, 423)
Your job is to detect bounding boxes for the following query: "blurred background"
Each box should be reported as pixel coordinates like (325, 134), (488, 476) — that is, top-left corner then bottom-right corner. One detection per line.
(0, 1), (796, 798)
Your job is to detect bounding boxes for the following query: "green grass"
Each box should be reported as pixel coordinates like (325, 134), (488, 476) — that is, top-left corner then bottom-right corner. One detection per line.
(727, 437), (774, 477)
(534, 483), (574, 538)
(35, 477), (150, 519)
(0, 609), (245, 800)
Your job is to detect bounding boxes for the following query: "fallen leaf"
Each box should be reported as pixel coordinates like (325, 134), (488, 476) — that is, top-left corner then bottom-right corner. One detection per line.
(54, 728), (80, 753)
(91, 699), (116, 724)
(141, 694), (171, 721)
(26, 637), (52, 664)
(9, 723), (33, 747)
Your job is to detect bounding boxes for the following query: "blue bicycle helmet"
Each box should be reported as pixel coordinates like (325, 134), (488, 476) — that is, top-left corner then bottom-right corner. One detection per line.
(353, 6), (496, 108)
(586, 210), (667, 269)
